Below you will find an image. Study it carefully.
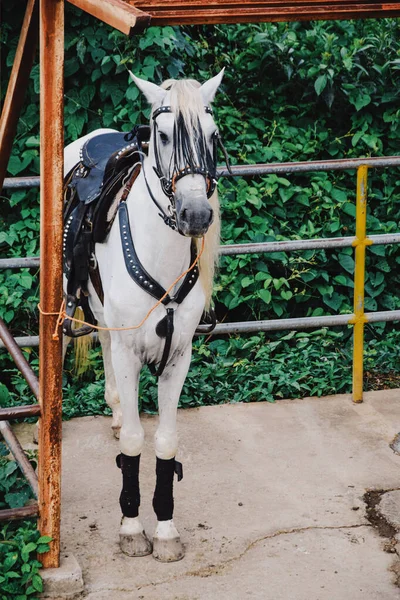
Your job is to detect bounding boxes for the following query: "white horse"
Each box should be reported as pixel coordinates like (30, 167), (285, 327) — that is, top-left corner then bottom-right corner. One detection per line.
(63, 71), (224, 561)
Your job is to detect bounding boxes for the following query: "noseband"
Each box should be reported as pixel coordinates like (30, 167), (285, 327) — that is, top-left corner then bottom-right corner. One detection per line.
(137, 104), (231, 232)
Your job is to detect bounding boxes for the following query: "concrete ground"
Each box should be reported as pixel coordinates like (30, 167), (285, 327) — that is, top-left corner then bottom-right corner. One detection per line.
(18, 389), (400, 599)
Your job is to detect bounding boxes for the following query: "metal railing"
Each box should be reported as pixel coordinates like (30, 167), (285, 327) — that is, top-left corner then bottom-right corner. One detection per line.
(2, 155), (400, 405)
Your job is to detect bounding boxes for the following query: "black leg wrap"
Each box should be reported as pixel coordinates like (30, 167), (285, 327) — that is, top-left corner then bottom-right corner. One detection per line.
(116, 453), (140, 518)
(153, 457), (183, 522)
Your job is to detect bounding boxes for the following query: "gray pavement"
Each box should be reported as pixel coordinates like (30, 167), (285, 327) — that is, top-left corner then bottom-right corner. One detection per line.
(18, 389), (400, 599)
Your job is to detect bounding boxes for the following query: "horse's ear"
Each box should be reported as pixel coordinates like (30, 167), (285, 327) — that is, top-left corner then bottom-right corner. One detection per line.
(200, 68), (225, 105)
(129, 71), (167, 106)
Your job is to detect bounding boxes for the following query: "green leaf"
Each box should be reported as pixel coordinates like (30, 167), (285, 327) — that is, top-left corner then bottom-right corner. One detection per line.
(258, 289), (271, 304)
(21, 542), (37, 563)
(0, 383), (10, 406)
(342, 203), (356, 217)
(323, 292), (343, 311)
(32, 574), (43, 592)
(350, 92), (371, 111)
(314, 75), (327, 96)
(25, 136), (40, 148)
(339, 254), (355, 274)
(241, 276), (253, 288)
(19, 274), (33, 290)
(37, 535), (52, 544)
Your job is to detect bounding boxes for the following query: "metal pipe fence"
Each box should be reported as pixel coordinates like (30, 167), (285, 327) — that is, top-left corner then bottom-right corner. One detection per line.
(2, 156), (400, 402)
(2, 155), (400, 403)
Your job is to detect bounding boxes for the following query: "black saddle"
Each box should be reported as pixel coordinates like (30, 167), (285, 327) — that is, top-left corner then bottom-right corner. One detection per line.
(63, 126), (150, 337)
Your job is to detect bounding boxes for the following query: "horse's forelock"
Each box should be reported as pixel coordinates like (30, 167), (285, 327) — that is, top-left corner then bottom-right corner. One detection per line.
(160, 79), (205, 134)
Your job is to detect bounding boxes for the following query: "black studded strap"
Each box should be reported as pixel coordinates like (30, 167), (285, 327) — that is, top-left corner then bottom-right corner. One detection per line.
(118, 201), (199, 306)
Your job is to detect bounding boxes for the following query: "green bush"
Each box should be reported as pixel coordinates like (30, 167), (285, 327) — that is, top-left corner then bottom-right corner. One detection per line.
(1, 12), (399, 411)
(0, 442), (50, 599)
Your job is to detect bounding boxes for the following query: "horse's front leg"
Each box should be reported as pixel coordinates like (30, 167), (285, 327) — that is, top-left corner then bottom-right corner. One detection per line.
(110, 334), (152, 557)
(152, 345), (192, 562)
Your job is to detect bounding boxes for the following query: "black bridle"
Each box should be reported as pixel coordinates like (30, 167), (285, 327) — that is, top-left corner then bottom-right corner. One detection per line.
(138, 104), (231, 232)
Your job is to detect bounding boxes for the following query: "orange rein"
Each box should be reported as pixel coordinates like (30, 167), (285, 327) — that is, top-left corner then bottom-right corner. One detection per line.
(38, 237), (205, 341)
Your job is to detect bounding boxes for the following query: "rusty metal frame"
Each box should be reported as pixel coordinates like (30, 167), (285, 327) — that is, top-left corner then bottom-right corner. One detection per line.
(1, 0), (400, 572)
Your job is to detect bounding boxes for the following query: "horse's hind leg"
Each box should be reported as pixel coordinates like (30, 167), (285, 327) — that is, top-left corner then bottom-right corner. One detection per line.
(98, 329), (122, 438)
(111, 337), (152, 557)
(152, 346), (192, 562)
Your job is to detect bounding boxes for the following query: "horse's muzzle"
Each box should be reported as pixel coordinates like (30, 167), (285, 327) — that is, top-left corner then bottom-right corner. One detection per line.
(177, 205), (214, 237)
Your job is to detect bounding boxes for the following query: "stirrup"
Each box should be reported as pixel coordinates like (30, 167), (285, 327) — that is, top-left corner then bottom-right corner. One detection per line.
(62, 294), (95, 338)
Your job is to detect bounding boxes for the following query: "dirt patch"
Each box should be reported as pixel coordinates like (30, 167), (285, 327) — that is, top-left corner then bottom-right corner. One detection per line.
(364, 490), (398, 539)
(365, 371), (400, 391)
(364, 489), (400, 587)
(390, 433), (400, 456)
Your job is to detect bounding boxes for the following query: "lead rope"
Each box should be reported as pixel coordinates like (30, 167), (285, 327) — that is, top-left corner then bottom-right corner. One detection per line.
(38, 237), (205, 341)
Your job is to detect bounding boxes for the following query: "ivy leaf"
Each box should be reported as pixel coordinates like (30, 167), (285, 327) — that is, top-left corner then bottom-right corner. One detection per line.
(342, 203), (356, 217)
(339, 254), (355, 274)
(323, 292), (344, 311)
(241, 276), (253, 288)
(259, 289), (271, 304)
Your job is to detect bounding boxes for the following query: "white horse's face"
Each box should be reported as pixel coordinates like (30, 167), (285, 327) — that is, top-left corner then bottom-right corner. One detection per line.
(130, 70), (225, 237)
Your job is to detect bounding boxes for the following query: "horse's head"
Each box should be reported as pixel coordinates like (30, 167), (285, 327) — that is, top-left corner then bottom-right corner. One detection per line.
(130, 70), (225, 237)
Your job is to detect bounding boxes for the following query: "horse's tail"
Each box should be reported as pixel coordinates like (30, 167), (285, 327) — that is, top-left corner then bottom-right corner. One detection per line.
(73, 307), (93, 375)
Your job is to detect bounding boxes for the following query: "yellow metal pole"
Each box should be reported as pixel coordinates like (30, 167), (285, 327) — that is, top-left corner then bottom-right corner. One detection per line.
(350, 166), (372, 403)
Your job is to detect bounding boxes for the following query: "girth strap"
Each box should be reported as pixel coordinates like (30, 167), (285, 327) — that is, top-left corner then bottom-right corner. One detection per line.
(150, 308), (174, 378)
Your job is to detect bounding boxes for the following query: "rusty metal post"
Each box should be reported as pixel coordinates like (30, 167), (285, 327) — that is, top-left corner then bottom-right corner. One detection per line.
(0, 0), (38, 192)
(38, 0), (64, 569)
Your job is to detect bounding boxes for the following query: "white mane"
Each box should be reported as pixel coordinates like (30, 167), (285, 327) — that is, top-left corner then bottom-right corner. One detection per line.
(159, 78), (221, 310)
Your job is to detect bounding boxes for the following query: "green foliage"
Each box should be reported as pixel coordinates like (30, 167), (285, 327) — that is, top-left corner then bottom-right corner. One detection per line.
(0, 443), (50, 600)
(1, 13), (400, 409)
(1, 16), (400, 586)
(59, 326), (400, 418)
(0, 444), (36, 512)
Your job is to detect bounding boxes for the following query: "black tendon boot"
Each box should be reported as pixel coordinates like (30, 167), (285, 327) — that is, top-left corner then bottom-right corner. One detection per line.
(116, 453), (140, 517)
(153, 457), (183, 521)
(152, 457), (184, 562)
(116, 453), (152, 556)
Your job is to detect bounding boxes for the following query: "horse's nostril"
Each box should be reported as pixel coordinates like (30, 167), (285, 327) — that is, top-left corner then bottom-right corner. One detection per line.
(180, 208), (187, 221)
(209, 209), (214, 222)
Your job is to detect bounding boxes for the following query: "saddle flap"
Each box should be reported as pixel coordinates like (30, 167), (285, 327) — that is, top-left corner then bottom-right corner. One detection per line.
(71, 126), (150, 205)
(74, 132), (130, 205)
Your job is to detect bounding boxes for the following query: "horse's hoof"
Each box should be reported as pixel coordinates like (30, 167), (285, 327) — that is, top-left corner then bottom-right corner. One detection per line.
(120, 517), (152, 557)
(152, 536), (185, 562)
(120, 531), (152, 557)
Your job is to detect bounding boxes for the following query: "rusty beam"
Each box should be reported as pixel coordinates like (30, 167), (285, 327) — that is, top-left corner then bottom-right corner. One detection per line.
(0, 421), (38, 498)
(128, 0), (400, 27)
(0, 503), (39, 522)
(0, 317), (39, 399)
(0, 404), (41, 421)
(0, 0), (38, 193)
(38, 0), (64, 569)
(67, 0), (151, 35)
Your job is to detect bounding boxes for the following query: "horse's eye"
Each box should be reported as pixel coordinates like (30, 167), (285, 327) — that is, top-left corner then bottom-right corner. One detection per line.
(159, 132), (169, 145)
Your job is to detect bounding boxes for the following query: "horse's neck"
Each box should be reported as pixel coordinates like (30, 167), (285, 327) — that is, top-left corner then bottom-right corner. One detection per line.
(126, 162), (192, 290)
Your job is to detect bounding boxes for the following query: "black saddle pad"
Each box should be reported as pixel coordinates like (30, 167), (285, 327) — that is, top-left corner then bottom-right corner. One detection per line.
(71, 127), (150, 205)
